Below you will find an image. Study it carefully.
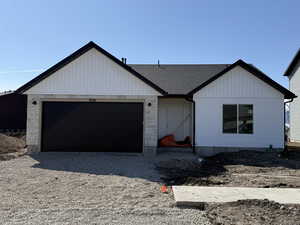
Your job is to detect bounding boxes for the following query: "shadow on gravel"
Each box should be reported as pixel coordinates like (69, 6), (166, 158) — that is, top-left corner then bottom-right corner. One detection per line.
(30, 152), (162, 182)
(30, 150), (300, 186)
(156, 156), (227, 185)
(30, 152), (200, 182)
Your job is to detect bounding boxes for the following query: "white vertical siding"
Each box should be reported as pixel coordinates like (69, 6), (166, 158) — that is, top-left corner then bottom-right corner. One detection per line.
(158, 98), (192, 141)
(196, 66), (283, 98)
(194, 66), (284, 149)
(289, 61), (300, 142)
(195, 98), (284, 148)
(25, 49), (161, 96)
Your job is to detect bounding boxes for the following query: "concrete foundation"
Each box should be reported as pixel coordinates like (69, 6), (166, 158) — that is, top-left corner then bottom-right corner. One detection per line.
(143, 147), (157, 158)
(195, 146), (283, 157)
(157, 147), (194, 154)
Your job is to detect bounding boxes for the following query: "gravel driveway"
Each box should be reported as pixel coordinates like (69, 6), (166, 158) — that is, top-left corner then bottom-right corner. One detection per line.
(0, 152), (209, 225)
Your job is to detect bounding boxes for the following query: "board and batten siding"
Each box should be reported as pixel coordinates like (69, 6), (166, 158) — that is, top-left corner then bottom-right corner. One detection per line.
(24, 47), (161, 155)
(289, 61), (300, 142)
(158, 98), (192, 141)
(24, 48), (161, 96)
(194, 66), (284, 149)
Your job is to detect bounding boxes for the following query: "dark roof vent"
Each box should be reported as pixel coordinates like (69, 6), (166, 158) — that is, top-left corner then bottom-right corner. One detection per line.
(121, 57), (127, 64)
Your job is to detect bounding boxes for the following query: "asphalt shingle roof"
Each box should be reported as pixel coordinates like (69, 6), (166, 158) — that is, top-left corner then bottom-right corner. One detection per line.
(129, 64), (230, 94)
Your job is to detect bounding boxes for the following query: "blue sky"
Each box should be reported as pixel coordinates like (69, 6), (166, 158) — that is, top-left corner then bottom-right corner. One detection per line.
(0, 0), (299, 92)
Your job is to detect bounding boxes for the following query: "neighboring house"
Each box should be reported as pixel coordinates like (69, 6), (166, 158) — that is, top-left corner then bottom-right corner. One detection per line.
(284, 49), (300, 142)
(16, 42), (296, 156)
(0, 92), (27, 131)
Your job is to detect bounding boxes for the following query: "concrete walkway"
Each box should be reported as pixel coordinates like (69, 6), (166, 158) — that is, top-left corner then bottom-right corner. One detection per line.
(173, 186), (300, 206)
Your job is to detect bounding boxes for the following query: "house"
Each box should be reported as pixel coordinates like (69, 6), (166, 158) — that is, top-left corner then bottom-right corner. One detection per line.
(284, 49), (300, 142)
(16, 42), (296, 156)
(0, 92), (27, 131)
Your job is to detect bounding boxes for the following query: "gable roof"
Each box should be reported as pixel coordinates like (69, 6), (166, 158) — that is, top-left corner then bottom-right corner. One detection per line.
(284, 49), (300, 77)
(15, 42), (295, 99)
(16, 42), (167, 95)
(188, 59), (296, 99)
(130, 64), (230, 95)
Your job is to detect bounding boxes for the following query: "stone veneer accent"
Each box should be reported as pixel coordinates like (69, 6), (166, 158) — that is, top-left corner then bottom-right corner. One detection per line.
(26, 94), (158, 156)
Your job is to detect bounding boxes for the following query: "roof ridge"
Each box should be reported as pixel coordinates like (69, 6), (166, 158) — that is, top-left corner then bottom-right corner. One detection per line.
(129, 64), (231, 66)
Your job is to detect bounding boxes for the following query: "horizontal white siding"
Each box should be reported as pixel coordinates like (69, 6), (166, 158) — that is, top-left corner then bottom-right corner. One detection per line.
(25, 49), (161, 96)
(194, 66), (284, 149)
(158, 98), (192, 140)
(289, 61), (300, 142)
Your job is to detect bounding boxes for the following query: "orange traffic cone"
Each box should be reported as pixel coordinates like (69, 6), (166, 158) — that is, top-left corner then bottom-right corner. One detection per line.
(161, 185), (168, 193)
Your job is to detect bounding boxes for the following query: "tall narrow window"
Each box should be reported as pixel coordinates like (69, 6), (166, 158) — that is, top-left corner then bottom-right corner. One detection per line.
(223, 105), (238, 133)
(238, 104), (253, 134)
(223, 104), (253, 134)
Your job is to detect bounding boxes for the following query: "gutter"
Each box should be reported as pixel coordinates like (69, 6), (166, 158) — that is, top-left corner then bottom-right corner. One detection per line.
(283, 98), (294, 154)
(185, 96), (196, 154)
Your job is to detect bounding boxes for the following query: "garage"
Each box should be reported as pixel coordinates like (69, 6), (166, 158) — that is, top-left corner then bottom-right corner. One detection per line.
(41, 102), (143, 152)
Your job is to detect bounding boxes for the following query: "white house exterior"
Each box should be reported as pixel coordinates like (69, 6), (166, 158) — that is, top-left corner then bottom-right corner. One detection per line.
(284, 49), (300, 142)
(16, 42), (296, 156)
(193, 66), (285, 155)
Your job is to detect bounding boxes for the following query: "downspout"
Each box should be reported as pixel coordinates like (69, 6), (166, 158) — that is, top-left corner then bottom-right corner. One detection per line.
(284, 98), (294, 153)
(185, 96), (196, 154)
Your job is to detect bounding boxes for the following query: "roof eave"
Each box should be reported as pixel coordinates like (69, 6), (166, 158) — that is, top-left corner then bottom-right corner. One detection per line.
(283, 49), (300, 77)
(16, 41), (168, 96)
(187, 59), (297, 99)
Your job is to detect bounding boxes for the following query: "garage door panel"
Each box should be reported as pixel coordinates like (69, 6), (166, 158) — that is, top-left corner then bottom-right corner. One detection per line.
(42, 102), (143, 152)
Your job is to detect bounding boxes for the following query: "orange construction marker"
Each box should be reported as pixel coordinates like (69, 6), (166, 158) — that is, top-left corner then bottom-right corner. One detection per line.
(161, 185), (168, 193)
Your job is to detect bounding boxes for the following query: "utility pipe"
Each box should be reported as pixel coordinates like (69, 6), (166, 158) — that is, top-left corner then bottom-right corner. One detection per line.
(185, 96), (196, 154)
(283, 98), (294, 153)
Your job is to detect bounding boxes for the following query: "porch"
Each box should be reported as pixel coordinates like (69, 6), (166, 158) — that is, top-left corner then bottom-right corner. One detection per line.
(157, 97), (194, 153)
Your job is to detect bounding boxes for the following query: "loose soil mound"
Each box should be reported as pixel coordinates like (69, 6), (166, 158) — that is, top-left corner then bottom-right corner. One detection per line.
(205, 199), (300, 225)
(0, 133), (26, 160)
(156, 150), (300, 188)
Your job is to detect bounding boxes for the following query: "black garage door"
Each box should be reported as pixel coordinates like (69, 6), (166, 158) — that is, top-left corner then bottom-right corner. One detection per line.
(41, 102), (143, 152)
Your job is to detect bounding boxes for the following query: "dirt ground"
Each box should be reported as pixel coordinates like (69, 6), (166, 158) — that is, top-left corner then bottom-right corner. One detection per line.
(0, 133), (26, 160)
(0, 152), (210, 225)
(1, 135), (300, 225)
(0, 133), (25, 153)
(204, 199), (300, 225)
(157, 150), (300, 188)
(157, 150), (300, 225)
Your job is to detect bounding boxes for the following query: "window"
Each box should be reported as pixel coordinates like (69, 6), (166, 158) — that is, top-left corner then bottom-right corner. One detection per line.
(223, 105), (237, 133)
(223, 104), (253, 134)
(238, 104), (253, 134)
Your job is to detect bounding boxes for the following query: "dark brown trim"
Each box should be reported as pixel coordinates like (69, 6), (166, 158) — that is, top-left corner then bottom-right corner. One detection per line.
(187, 59), (297, 99)
(284, 49), (300, 76)
(16, 41), (168, 95)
